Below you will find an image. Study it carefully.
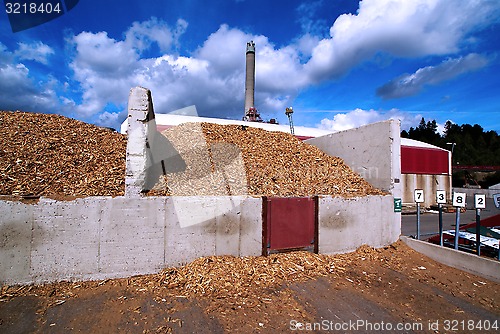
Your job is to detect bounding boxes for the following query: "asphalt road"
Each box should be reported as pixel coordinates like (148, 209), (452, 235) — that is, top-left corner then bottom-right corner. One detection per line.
(401, 197), (500, 239)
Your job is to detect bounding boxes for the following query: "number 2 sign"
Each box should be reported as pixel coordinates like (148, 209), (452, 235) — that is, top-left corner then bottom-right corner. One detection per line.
(453, 192), (466, 208)
(474, 194), (486, 209)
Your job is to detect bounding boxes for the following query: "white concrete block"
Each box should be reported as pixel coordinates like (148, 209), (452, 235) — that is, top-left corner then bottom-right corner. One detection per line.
(164, 197), (217, 266)
(30, 198), (100, 283)
(125, 86), (158, 197)
(239, 197), (262, 257)
(318, 195), (399, 254)
(99, 197), (165, 276)
(0, 201), (33, 284)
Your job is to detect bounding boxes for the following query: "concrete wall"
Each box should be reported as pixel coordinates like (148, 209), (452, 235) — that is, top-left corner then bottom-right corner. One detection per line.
(319, 195), (400, 254)
(403, 174), (452, 206)
(1, 193), (400, 285)
(401, 236), (500, 283)
(0, 196), (262, 285)
(452, 187), (500, 199)
(306, 120), (401, 198)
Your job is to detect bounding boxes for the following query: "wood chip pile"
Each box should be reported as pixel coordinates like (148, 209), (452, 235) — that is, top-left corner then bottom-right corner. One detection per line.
(150, 245), (392, 311)
(0, 111), (126, 197)
(149, 122), (384, 197)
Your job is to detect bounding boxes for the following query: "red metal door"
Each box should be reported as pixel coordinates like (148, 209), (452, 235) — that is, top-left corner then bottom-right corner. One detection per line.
(263, 197), (318, 255)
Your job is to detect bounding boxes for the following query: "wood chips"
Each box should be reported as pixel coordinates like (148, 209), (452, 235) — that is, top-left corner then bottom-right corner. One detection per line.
(0, 111), (382, 198)
(136, 244), (390, 312)
(0, 111), (126, 197)
(150, 122), (384, 197)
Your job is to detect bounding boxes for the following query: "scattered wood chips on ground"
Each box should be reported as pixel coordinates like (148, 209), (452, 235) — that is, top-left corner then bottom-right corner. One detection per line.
(150, 122), (384, 197)
(0, 243), (396, 307)
(0, 111), (126, 197)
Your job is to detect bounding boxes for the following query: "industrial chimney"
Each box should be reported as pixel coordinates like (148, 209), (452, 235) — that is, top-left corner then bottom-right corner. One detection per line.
(243, 41), (262, 122)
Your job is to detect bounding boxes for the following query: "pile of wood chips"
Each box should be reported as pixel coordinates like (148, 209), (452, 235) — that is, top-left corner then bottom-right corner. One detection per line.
(150, 245), (388, 311)
(149, 122), (384, 197)
(0, 111), (126, 197)
(0, 111), (382, 198)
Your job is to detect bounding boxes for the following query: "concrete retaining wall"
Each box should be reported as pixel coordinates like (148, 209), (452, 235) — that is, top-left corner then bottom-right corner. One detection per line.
(319, 195), (400, 254)
(452, 187), (500, 199)
(401, 236), (500, 283)
(1, 194), (400, 285)
(0, 196), (262, 285)
(306, 120), (401, 198)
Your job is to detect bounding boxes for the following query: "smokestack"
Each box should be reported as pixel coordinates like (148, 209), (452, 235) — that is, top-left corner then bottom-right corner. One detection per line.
(244, 41), (255, 119)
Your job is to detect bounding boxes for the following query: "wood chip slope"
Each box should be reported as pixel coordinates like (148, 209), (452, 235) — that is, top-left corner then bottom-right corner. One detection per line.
(151, 122), (384, 197)
(0, 111), (126, 197)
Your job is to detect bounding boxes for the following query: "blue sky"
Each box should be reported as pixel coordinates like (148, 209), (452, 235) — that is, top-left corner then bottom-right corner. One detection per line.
(1, 0), (500, 132)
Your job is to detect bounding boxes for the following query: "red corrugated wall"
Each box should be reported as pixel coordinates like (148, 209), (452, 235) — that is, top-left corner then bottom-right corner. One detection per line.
(401, 146), (449, 175)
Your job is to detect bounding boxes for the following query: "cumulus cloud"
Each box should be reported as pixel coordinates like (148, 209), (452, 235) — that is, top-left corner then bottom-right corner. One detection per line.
(68, 22), (306, 125)
(0, 43), (61, 113)
(304, 0), (500, 82)
(376, 53), (489, 99)
(3, 0), (500, 130)
(317, 108), (423, 132)
(62, 0), (500, 128)
(14, 41), (54, 64)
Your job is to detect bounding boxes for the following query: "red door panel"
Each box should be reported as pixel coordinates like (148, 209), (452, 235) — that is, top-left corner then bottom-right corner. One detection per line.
(264, 197), (317, 252)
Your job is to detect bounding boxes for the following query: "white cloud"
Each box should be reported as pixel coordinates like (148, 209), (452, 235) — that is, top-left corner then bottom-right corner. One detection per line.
(317, 108), (423, 132)
(98, 110), (127, 128)
(66, 0), (500, 129)
(68, 22), (307, 125)
(377, 53), (489, 99)
(125, 17), (188, 53)
(0, 45), (61, 113)
(14, 41), (54, 64)
(3, 0), (499, 130)
(304, 0), (500, 82)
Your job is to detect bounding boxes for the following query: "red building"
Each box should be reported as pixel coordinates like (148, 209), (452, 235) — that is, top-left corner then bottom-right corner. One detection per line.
(400, 138), (452, 206)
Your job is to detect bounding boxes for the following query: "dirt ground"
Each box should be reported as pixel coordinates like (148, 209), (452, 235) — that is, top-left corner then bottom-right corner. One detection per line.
(1, 241), (498, 333)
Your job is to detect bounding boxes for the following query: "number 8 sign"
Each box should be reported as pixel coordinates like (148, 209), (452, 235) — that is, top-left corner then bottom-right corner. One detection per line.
(453, 192), (466, 208)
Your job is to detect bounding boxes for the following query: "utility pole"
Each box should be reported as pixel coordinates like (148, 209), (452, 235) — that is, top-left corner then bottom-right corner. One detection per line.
(285, 107), (294, 135)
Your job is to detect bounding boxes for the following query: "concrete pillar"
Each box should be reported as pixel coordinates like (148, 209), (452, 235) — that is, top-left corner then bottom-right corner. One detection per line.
(125, 87), (157, 197)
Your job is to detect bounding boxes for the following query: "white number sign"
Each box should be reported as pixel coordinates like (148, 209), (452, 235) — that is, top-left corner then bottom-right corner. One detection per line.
(414, 189), (424, 203)
(453, 192), (466, 208)
(474, 194), (486, 209)
(494, 194), (500, 209)
(436, 190), (446, 204)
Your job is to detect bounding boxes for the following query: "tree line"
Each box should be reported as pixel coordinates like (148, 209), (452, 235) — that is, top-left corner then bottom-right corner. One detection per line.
(401, 118), (500, 187)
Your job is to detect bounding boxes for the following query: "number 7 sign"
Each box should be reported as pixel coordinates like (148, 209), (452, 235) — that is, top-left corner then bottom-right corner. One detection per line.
(414, 189), (424, 203)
